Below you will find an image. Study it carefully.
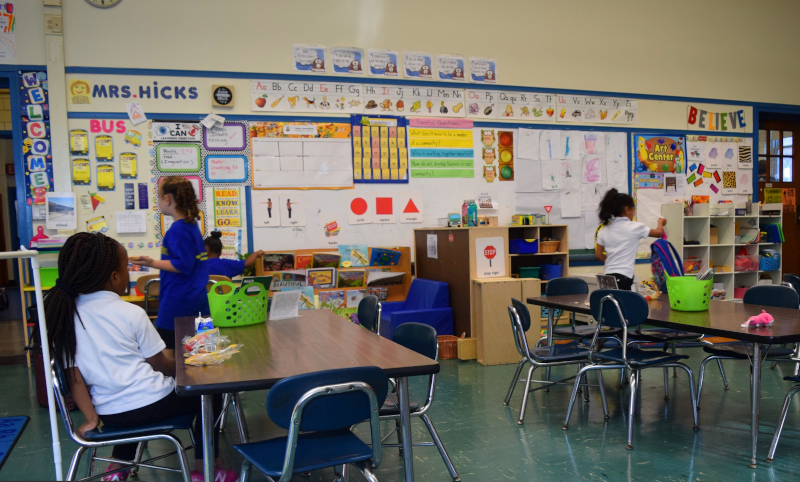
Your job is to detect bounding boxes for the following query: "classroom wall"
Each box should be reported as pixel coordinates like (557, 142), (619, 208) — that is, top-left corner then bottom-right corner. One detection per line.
(61, 0), (800, 105)
(11, 0), (46, 66)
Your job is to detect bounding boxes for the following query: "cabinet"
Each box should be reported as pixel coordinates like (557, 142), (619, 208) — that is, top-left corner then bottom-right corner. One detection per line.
(661, 202), (783, 300)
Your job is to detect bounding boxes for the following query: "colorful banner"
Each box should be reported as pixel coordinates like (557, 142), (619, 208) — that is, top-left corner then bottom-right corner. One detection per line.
(213, 187), (242, 228)
(20, 71), (52, 205)
(634, 134), (686, 174)
(687, 105), (747, 131)
(407, 126), (474, 178)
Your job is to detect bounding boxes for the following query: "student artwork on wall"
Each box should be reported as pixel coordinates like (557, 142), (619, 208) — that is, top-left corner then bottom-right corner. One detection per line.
(250, 121), (353, 189)
(20, 71), (53, 205)
(293, 44), (327, 73)
(351, 115), (408, 183)
(403, 52), (433, 79)
(331, 47), (364, 75)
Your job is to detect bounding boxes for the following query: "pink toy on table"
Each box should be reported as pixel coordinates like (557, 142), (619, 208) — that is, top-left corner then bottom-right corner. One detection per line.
(741, 310), (774, 328)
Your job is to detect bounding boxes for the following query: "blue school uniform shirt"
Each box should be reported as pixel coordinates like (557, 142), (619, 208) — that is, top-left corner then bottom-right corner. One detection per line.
(207, 257), (245, 279)
(155, 218), (210, 330)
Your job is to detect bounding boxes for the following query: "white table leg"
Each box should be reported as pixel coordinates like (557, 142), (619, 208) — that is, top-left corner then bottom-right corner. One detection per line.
(201, 394), (214, 481)
(397, 377), (414, 482)
(750, 343), (762, 468)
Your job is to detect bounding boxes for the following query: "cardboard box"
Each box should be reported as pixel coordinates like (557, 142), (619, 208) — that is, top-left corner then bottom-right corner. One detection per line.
(710, 226), (719, 245)
(457, 337), (477, 360)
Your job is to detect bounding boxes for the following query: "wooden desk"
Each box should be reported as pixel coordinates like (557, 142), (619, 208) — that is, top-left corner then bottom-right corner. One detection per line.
(527, 294), (800, 468)
(175, 310), (439, 482)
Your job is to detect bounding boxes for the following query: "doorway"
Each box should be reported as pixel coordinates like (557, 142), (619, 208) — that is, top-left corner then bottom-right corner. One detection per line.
(758, 119), (799, 275)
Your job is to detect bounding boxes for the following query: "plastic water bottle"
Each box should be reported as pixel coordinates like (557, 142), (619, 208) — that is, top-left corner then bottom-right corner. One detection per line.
(468, 200), (478, 226)
(461, 200), (470, 226)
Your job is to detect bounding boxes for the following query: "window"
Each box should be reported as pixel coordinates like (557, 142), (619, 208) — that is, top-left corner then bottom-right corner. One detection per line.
(760, 129), (793, 183)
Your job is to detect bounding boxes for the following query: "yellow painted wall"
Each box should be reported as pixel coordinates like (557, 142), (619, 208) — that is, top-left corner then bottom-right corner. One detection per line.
(61, 0), (800, 105)
(12, 0), (46, 65)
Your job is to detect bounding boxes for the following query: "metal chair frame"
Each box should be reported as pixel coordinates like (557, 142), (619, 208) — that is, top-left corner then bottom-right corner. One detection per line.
(51, 362), (193, 482)
(766, 383), (800, 463)
(504, 305), (609, 425)
(143, 277), (160, 319)
(238, 382), (383, 482)
(378, 341), (460, 481)
(563, 293), (699, 450)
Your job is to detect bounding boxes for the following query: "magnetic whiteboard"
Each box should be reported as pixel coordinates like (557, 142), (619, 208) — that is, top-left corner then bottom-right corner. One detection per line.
(157, 144), (201, 172)
(204, 123), (247, 150)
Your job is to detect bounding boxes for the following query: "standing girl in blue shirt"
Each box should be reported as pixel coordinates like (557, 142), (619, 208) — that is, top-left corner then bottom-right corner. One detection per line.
(204, 231), (263, 279)
(132, 176), (209, 354)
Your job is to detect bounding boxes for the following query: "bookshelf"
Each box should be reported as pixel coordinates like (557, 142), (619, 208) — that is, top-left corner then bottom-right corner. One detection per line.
(661, 202), (783, 301)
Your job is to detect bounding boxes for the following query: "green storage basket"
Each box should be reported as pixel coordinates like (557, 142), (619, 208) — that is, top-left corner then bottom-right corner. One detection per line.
(519, 267), (541, 279)
(208, 281), (269, 327)
(666, 275), (713, 312)
(39, 267), (58, 288)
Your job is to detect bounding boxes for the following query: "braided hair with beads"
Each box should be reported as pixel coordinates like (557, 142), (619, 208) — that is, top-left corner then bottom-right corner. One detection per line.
(160, 176), (200, 222)
(45, 232), (121, 373)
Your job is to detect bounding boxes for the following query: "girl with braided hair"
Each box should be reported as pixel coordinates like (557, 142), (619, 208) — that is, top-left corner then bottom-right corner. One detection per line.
(132, 176), (210, 354)
(45, 232), (234, 482)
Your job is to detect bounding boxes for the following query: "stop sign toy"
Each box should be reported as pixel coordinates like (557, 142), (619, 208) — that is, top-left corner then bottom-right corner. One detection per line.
(484, 245), (497, 267)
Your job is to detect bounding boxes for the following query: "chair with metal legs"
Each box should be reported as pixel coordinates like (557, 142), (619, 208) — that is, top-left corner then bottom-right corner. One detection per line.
(696, 285), (798, 409)
(233, 366), (386, 482)
(563, 290), (699, 450)
(377, 322), (460, 481)
(358, 295), (382, 334)
(766, 375), (800, 463)
(768, 274), (800, 373)
(50, 360), (193, 482)
(215, 392), (249, 443)
(504, 298), (609, 425)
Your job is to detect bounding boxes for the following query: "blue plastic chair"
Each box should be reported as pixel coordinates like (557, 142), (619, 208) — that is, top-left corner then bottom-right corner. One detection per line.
(233, 366), (387, 482)
(504, 298), (608, 425)
(563, 290), (699, 450)
(358, 295), (382, 334)
(378, 322), (460, 481)
(50, 360), (193, 482)
(379, 279), (453, 338)
(767, 374), (800, 463)
(697, 285), (799, 409)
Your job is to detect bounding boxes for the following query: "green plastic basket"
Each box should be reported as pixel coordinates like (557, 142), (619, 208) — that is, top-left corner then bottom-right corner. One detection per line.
(39, 267), (58, 288)
(666, 275), (713, 312)
(208, 281), (269, 327)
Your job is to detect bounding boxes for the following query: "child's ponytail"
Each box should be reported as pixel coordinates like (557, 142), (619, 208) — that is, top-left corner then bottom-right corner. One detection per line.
(45, 233), (120, 374)
(598, 188), (635, 225)
(161, 176), (200, 222)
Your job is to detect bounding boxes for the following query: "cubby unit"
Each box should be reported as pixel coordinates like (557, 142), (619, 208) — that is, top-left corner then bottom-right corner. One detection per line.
(661, 202), (783, 301)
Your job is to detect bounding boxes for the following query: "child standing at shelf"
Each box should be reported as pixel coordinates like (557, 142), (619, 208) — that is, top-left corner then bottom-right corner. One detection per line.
(131, 176), (209, 354)
(204, 231), (263, 278)
(595, 188), (666, 291)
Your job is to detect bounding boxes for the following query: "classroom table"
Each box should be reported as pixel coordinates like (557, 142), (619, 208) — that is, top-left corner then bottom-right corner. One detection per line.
(527, 293), (800, 468)
(174, 310), (440, 482)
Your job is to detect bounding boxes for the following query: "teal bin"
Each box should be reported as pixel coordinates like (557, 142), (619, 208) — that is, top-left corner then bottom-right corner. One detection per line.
(519, 267), (541, 279)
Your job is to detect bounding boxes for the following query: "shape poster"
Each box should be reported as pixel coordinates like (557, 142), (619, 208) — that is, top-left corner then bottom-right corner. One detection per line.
(293, 44), (327, 73)
(475, 236), (506, 279)
(250, 122), (353, 189)
(407, 120), (474, 179)
(331, 46), (364, 75)
(250, 79), (363, 113)
(351, 115), (408, 183)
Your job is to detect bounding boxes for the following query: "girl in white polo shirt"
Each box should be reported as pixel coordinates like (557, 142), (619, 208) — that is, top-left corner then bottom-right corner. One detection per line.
(595, 188), (665, 291)
(44, 232), (235, 482)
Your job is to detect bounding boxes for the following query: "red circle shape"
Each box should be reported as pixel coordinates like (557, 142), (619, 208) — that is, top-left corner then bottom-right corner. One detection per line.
(351, 197), (368, 215)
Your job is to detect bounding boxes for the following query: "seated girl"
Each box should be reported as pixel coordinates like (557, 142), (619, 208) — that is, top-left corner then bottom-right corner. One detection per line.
(204, 231), (263, 279)
(45, 232), (234, 482)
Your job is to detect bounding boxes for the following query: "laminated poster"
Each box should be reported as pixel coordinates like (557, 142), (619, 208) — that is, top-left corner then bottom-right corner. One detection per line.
(94, 135), (113, 162)
(120, 152), (137, 179)
(436, 54), (466, 82)
(45, 192), (77, 230)
(367, 49), (400, 77)
(403, 51), (433, 79)
(293, 44), (327, 73)
(69, 129), (88, 155)
(86, 215), (109, 233)
(468, 57), (497, 84)
(96, 164), (115, 191)
(331, 46), (364, 75)
(71, 158), (90, 185)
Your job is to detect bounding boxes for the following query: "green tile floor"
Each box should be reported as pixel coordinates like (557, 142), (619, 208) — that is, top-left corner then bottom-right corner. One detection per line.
(2, 352), (800, 481)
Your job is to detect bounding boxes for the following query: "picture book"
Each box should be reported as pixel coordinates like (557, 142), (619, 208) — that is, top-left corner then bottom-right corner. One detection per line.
(269, 270), (307, 291)
(370, 247), (402, 266)
(346, 289), (366, 308)
(240, 275), (273, 291)
(281, 286), (316, 309)
(367, 287), (388, 301)
(366, 271), (405, 286)
(338, 244), (369, 267)
(337, 269), (366, 288)
(306, 267), (335, 289)
(295, 254), (313, 269)
(312, 252), (341, 268)
(262, 253), (295, 272)
(319, 290), (346, 310)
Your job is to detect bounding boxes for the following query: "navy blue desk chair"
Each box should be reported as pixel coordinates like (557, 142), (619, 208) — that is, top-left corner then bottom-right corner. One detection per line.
(767, 375), (800, 463)
(544, 278), (623, 341)
(51, 360), (193, 482)
(696, 285), (799, 409)
(378, 323), (460, 481)
(358, 295), (382, 334)
(233, 366), (387, 482)
(783, 273), (800, 297)
(770, 275), (800, 373)
(504, 298), (609, 425)
(563, 290), (698, 450)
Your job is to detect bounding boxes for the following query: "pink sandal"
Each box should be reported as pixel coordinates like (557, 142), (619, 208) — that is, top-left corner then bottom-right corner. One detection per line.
(101, 464), (131, 481)
(190, 468), (237, 482)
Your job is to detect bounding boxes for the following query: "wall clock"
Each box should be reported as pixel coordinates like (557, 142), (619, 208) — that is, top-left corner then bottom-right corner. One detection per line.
(85, 0), (123, 8)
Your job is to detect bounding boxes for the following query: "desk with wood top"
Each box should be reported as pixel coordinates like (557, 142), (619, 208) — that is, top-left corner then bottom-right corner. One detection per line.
(527, 293), (800, 468)
(174, 309), (440, 482)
